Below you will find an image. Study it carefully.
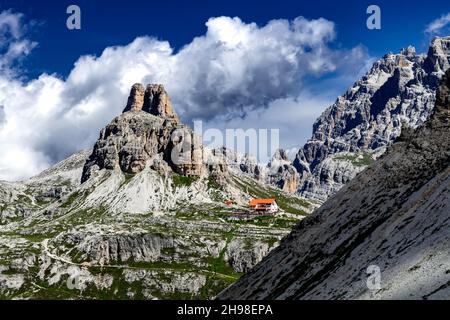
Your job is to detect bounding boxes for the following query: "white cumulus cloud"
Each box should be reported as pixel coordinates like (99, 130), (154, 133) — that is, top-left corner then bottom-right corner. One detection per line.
(0, 13), (371, 181)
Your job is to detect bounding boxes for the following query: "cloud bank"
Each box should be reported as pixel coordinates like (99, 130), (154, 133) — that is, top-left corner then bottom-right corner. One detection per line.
(0, 12), (370, 181)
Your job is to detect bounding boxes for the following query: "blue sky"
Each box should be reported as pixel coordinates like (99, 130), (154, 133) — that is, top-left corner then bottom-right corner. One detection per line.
(3, 0), (448, 79)
(0, 0), (449, 180)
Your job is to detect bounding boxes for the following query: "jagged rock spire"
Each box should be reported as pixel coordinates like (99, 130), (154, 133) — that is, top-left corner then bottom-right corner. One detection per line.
(272, 149), (289, 161)
(123, 83), (179, 124)
(424, 36), (450, 75)
(143, 84), (178, 120)
(82, 83), (205, 183)
(124, 83), (145, 112)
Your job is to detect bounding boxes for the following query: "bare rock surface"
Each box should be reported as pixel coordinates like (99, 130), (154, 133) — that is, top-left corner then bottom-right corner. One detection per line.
(82, 84), (204, 182)
(218, 69), (450, 300)
(266, 149), (299, 193)
(294, 37), (450, 201)
(0, 83), (311, 299)
(123, 83), (179, 123)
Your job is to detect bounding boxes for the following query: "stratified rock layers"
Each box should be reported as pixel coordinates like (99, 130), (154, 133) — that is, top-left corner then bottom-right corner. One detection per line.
(219, 69), (450, 300)
(294, 37), (450, 201)
(123, 83), (179, 123)
(82, 84), (204, 182)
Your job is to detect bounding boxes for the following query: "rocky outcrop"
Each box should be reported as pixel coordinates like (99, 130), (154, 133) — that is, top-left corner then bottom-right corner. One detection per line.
(55, 231), (225, 266)
(219, 69), (450, 300)
(123, 83), (146, 112)
(293, 36), (450, 201)
(123, 83), (179, 123)
(213, 147), (299, 193)
(210, 147), (265, 181)
(123, 269), (206, 298)
(424, 37), (450, 75)
(224, 238), (273, 273)
(299, 149), (385, 200)
(82, 84), (204, 182)
(143, 84), (179, 123)
(267, 149), (299, 193)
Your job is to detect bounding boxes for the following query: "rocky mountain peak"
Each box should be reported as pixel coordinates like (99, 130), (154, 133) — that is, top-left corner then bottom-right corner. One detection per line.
(123, 83), (179, 124)
(272, 149), (289, 161)
(424, 36), (450, 75)
(266, 149), (299, 193)
(293, 36), (450, 202)
(400, 45), (416, 57)
(81, 84), (212, 183)
(123, 83), (145, 112)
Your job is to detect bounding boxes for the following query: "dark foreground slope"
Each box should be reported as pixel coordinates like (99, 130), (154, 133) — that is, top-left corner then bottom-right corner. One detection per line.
(219, 70), (450, 300)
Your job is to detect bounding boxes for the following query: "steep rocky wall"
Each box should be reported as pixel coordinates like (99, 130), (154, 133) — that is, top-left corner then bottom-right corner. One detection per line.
(293, 36), (450, 201)
(81, 84), (219, 183)
(218, 69), (450, 300)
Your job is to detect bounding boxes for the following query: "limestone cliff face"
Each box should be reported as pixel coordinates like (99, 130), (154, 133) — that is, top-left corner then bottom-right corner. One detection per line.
(123, 83), (146, 112)
(211, 147), (264, 181)
(266, 149), (299, 193)
(82, 84), (204, 183)
(219, 69), (450, 300)
(212, 147), (299, 193)
(293, 36), (450, 201)
(122, 83), (179, 123)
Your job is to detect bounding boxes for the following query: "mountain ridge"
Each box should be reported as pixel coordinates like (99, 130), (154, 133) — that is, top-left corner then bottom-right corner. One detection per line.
(291, 36), (450, 201)
(218, 68), (450, 300)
